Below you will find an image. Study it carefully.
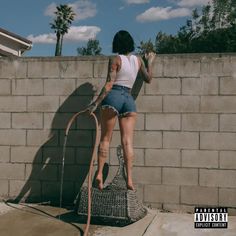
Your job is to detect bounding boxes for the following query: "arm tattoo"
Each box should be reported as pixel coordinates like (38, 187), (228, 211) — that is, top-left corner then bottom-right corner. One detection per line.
(94, 57), (118, 104)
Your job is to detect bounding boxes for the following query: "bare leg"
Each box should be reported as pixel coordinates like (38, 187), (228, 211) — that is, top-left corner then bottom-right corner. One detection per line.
(96, 108), (117, 190)
(119, 112), (137, 190)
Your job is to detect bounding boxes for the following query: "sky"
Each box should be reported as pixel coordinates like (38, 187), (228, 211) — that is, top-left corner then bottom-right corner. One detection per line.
(0, 0), (211, 56)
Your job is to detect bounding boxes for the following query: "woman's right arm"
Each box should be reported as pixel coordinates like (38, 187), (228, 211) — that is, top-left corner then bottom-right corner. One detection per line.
(86, 56), (119, 113)
(138, 52), (156, 84)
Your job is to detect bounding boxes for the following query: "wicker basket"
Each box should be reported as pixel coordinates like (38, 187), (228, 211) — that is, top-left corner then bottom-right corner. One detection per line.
(75, 145), (147, 226)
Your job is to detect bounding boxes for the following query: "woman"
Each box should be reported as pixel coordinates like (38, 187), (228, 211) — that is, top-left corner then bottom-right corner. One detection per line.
(87, 30), (155, 190)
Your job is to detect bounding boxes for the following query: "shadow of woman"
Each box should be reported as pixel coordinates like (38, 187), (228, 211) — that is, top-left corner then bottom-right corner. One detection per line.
(9, 82), (103, 206)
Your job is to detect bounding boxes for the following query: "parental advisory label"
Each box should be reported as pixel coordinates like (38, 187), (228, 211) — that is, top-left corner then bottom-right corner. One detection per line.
(194, 207), (228, 229)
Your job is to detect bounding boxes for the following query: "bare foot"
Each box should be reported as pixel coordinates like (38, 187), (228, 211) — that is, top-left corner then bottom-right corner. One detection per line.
(95, 174), (103, 190)
(127, 180), (135, 191)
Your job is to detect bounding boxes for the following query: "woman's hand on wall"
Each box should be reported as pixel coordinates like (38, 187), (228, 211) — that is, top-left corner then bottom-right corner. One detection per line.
(145, 52), (156, 66)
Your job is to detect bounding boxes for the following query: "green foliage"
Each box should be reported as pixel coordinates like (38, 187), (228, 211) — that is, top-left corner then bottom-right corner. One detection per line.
(137, 39), (155, 55)
(50, 4), (75, 56)
(77, 39), (102, 56)
(151, 0), (236, 53)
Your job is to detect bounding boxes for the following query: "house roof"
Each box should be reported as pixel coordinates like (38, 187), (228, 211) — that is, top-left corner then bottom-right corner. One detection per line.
(0, 27), (32, 45)
(0, 27), (32, 56)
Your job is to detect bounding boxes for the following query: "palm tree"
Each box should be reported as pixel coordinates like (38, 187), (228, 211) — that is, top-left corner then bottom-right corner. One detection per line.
(50, 4), (75, 56)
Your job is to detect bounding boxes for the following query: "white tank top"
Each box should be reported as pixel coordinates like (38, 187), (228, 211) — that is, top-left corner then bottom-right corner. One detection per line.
(113, 55), (139, 89)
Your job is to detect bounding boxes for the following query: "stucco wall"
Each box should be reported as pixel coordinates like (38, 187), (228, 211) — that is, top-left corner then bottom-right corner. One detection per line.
(0, 54), (236, 214)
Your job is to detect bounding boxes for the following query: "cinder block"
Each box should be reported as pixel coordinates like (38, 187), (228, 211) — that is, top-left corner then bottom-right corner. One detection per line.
(163, 56), (200, 77)
(76, 114), (100, 130)
(133, 167), (161, 184)
(145, 78), (180, 95)
(12, 113), (43, 129)
(0, 163), (25, 179)
(44, 113), (76, 129)
(152, 56), (163, 77)
(76, 78), (105, 96)
(222, 56), (235, 75)
(163, 96), (199, 113)
(182, 76), (218, 95)
(9, 180), (41, 198)
(44, 79), (76, 95)
(219, 188), (236, 207)
(220, 76), (236, 95)
(27, 130), (58, 146)
(28, 60), (60, 78)
(146, 114), (180, 130)
(144, 184), (179, 203)
(26, 164), (58, 181)
(0, 130), (26, 145)
(0, 180), (8, 198)
(59, 96), (91, 112)
(182, 114), (218, 131)
(145, 149), (180, 167)
(110, 131), (160, 148)
(93, 61), (108, 78)
(201, 56), (224, 76)
(0, 113), (11, 128)
(114, 113), (144, 131)
(0, 146), (10, 162)
(0, 96), (26, 112)
(182, 150), (218, 168)
(28, 96), (59, 112)
(109, 147), (144, 166)
(12, 79), (43, 95)
(0, 79), (11, 95)
(116, 131), (162, 148)
(61, 130), (93, 147)
(163, 167), (198, 186)
(201, 96), (236, 113)
(200, 169), (236, 187)
(181, 186), (218, 205)
(60, 60), (93, 78)
(200, 132), (236, 150)
(136, 96), (162, 112)
(220, 151), (236, 169)
(220, 114), (236, 132)
(43, 147), (75, 164)
(0, 59), (27, 78)
(62, 164), (89, 182)
(163, 132), (199, 149)
(11, 147), (42, 163)
(76, 147), (94, 165)
(134, 183), (144, 202)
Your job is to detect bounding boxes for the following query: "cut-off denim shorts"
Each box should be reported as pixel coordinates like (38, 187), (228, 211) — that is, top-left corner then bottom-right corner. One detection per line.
(101, 85), (136, 116)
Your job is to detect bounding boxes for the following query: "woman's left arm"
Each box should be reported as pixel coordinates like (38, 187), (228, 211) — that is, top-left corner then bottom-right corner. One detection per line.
(87, 56), (119, 113)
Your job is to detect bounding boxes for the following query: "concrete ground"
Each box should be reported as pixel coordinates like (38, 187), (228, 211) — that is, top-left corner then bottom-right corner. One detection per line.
(0, 202), (236, 236)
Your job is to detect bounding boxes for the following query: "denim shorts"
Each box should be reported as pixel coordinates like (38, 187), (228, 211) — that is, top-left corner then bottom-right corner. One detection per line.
(101, 85), (136, 116)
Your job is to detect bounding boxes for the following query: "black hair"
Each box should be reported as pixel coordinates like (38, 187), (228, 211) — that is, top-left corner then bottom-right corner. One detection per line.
(112, 30), (135, 54)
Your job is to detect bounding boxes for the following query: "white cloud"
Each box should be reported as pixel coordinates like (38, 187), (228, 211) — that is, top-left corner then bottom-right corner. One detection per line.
(44, 2), (57, 16)
(125, 0), (150, 4)
(64, 26), (101, 42)
(27, 26), (101, 44)
(175, 0), (212, 7)
(27, 33), (55, 44)
(136, 6), (191, 22)
(44, 1), (97, 21)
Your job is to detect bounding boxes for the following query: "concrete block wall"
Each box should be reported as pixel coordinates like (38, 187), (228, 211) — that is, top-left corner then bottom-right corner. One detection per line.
(0, 54), (236, 215)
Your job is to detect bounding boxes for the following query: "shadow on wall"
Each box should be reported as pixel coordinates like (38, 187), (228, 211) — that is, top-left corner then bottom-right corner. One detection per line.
(9, 82), (102, 205)
(8, 71), (144, 206)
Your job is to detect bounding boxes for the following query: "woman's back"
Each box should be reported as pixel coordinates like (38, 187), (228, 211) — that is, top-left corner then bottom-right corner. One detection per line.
(114, 55), (139, 89)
